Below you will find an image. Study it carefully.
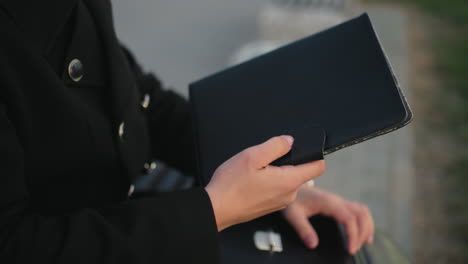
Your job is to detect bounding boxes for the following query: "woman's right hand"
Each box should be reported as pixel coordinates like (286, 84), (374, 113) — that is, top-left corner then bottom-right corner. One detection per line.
(205, 135), (326, 231)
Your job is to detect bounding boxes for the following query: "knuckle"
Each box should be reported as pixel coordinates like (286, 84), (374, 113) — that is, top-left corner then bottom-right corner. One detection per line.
(241, 148), (256, 164)
(342, 212), (357, 226)
(315, 160), (326, 175)
(351, 212), (358, 223)
(326, 194), (342, 207)
(352, 202), (369, 215)
(360, 205), (371, 215)
(280, 192), (297, 207)
(283, 179), (297, 192)
(290, 192), (298, 202)
(286, 193), (297, 205)
(279, 184), (292, 195)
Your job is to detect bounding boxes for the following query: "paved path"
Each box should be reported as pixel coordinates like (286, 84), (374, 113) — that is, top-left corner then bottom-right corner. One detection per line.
(112, 0), (414, 255)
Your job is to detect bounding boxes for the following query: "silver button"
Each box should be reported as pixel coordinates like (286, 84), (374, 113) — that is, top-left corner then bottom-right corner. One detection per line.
(141, 94), (150, 109)
(253, 230), (283, 253)
(144, 161), (157, 173)
(128, 184), (135, 197)
(118, 122), (125, 141)
(68, 59), (83, 82)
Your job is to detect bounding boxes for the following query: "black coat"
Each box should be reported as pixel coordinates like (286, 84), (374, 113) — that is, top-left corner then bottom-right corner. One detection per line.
(0, 0), (219, 263)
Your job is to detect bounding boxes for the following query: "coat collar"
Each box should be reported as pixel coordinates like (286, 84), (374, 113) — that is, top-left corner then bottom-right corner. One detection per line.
(0, 0), (132, 123)
(0, 0), (79, 54)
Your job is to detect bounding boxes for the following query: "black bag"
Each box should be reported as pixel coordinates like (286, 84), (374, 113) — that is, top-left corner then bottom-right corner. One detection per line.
(219, 214), (353, 264)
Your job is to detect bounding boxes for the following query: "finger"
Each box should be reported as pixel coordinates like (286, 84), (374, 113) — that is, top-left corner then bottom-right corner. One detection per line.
(281, 160), (326, 186)
(248, 135), (293, 168)
(344, 213), (359, 255)
(364, 206), (375, 244)
(348, 202), (370, 251)
(351, 202), (375, 246)
(284, 207), (319, 249)
(367, 225), (375, 244)
(361, 204), (374, 245)
(332, 207), (359, 255)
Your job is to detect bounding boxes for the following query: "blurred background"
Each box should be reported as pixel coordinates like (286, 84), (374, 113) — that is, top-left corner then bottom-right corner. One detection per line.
(112, 0), (468, 263)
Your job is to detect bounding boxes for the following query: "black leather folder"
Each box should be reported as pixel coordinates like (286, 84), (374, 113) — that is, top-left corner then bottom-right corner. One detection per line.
(190, 13), (412, 185)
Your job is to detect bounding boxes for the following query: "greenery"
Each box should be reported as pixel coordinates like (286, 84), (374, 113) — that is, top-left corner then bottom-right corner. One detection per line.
(409, 0), (468, 245)
(369, 0), (468, 260)
(385, 1), (468, 115)
(402, 0), (468, 260)
(404, 0), (468, 25)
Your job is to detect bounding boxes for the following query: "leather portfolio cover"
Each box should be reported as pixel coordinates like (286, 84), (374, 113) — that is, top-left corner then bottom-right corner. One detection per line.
(190, 13), (412, 185)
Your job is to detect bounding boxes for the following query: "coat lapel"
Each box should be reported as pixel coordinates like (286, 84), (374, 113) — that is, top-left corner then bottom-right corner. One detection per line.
(83, 0), (134, 126)
(84, 0), (149, 181)
(0, 0), (79, 53)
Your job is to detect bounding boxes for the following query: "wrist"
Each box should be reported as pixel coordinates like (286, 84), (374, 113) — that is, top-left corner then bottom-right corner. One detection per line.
(205, 185), (230, 232)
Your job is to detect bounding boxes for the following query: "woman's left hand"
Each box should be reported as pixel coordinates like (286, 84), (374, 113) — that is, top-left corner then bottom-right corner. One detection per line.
(282, 185), (374, 255)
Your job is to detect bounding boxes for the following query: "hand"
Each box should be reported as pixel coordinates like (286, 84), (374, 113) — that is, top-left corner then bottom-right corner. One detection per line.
(282, 185), (374, 255)
(205, 135), (326, 231)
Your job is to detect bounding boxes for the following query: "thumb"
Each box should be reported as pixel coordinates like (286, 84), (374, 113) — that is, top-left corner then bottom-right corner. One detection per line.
(247, 135), (293, 168)
(284, 207), (319, 249)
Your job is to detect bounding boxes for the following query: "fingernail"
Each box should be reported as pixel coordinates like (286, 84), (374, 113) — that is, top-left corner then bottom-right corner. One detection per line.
(282, 135), (294, 147)
(368, 235), (374, 244)
(305, 235), (316, 248)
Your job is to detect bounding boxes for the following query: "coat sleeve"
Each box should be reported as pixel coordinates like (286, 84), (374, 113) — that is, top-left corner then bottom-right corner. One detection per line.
(121, 46), (197, 176)
(0, 104), (219, 263)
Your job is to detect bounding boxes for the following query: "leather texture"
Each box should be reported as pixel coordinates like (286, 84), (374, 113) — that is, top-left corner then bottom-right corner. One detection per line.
(190, 13), (412, 185)
(271, 124), (326, 166)
(220, 214), (354, 264)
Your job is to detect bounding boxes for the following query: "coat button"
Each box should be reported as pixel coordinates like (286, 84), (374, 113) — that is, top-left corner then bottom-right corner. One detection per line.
(118, 122), (125, 141)
(68, 59), (84, 82)
(141, 94), (150, 109)
(128, 184), (135, 197)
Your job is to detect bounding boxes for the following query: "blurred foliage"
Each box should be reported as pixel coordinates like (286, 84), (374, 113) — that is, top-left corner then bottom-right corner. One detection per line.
(368, 0), (468, 260)
(403, 0), (468, 25)
(406, 0), (468, 256)
(402, 0), (468, 260)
